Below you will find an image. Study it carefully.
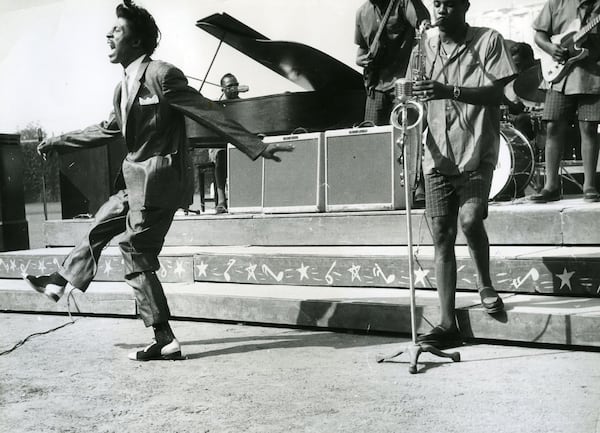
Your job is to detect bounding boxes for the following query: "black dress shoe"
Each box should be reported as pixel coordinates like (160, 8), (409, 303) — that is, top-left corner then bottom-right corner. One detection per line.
(478, 286), (504, 314)
(416, 325), (462, 349)
(529, 188), (560, 203)
(22, 272), (67, 302)
(128, 339), (183, 361)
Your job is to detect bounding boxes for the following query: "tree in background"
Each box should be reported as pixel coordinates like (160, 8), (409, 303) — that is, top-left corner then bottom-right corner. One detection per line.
(17, 122), (60, 203)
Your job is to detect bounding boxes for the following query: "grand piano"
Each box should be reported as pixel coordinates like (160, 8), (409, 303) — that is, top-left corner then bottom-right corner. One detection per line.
(185, 12), (366, 144)
(58, 12), (367, 218)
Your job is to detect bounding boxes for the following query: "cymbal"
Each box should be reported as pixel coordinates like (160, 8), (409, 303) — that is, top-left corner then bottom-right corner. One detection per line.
(513, 62), (546, 104)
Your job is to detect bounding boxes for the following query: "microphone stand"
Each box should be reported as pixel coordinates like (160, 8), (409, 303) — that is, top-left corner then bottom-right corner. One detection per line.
(377, 99), (461, 374)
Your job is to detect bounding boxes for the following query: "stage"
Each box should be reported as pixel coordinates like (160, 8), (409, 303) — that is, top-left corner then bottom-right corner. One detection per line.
(1, 196), (599, 348)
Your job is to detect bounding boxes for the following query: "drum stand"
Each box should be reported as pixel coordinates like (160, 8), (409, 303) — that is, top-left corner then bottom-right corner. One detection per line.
(377, 102), (460, 374)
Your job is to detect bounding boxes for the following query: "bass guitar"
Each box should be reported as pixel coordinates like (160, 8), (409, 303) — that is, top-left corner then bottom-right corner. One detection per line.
(540, 14), (600, 84)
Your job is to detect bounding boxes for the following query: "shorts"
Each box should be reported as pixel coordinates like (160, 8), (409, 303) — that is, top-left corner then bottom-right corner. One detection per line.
(364, 89), (395, 126)
(542, 90), (600, 122)
(424, 164), (494, 219)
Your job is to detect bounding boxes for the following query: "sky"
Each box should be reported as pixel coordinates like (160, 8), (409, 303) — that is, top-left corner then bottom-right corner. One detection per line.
(0, 0), (545, 136)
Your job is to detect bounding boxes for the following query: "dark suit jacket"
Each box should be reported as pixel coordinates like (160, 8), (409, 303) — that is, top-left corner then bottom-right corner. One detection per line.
(49, 56), (267, 210)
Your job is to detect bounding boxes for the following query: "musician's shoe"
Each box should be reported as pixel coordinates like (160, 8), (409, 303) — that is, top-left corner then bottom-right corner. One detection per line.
(478, 286), (504, 314)
(22, 272), (67, 302)
(416, 325), (462, 349)
(583, 188), (600, 203)
(215, 204), (228, 214)
(128, 338), (183, 361)
(529, 188), (561, 203)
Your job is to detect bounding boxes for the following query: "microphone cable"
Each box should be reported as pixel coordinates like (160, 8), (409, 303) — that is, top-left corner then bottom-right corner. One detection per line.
(0, 288), (81, 357)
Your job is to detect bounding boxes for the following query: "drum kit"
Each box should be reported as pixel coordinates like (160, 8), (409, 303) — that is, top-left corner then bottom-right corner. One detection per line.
(491, 62), (547, 201)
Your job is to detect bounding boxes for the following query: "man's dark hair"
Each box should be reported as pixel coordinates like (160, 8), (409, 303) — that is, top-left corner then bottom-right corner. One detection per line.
(116, 0), (160, 55)
(220, 73), (239, 86)
(510, 42), (534, 63)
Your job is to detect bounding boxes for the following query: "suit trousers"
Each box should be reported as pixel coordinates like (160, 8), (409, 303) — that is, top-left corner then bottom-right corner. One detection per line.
(59, 189), (176, 326)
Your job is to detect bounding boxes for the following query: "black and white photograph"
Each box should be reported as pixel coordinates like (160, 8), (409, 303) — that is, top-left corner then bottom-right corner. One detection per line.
(1, 0), (600, 432)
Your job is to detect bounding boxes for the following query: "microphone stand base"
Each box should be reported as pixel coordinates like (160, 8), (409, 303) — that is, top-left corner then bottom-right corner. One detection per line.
(376, 342), (461, 374)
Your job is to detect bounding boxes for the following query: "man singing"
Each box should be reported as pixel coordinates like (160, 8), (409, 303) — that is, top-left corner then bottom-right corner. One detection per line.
(408, 0), (517, 347)
(23, 0), (292, 361)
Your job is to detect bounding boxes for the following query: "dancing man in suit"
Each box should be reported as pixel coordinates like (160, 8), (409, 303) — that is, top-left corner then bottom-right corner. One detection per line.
(530, 0), (600, 203)
(23, 0), (292, 361)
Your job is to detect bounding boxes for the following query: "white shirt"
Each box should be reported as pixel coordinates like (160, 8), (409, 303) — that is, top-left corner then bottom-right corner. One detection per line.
(121, 54), (146, 135)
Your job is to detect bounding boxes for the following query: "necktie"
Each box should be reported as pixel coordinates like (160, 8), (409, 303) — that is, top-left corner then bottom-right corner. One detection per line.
(121, 71), (128, 137)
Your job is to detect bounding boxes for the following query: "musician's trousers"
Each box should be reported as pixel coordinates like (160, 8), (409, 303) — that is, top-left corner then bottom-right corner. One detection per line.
(59, 190), (176, 327)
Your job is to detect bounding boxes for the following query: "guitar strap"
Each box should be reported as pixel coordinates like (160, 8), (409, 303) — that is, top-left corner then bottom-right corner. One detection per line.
(368, 0), (401, 57)
(579, 0), (597, 25)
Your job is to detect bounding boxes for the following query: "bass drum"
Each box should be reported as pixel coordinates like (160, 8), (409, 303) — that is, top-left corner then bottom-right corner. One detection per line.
(490, 125), (535, 200)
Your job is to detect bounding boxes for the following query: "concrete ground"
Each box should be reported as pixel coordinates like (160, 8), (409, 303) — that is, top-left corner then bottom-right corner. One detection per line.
(1, 312), (599, 433)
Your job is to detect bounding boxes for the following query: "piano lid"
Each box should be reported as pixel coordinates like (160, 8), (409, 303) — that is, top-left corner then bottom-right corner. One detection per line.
(196, 13), (364, 92)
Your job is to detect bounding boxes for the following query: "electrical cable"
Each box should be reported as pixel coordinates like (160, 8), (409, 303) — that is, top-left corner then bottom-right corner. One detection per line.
(0, 289), (80, 357)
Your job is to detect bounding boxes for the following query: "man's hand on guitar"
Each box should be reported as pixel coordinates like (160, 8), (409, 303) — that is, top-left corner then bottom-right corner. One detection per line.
(357, 52), (373, 68)
(550, 44), (570, 64)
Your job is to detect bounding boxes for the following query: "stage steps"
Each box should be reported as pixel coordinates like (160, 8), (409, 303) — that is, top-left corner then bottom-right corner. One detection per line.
(1, 245), (598, 297)
(43, 197), (600, 247)
(1, 279), (599, 348)
(2, 198), (599, 348)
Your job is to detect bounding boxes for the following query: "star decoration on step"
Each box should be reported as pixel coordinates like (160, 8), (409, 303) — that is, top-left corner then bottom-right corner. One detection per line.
(414, 267), (430, 286)
(103, 260), (113, 275)
(245, 264), (257, 281)
(174, 260), (185, 277)
(10, 259), (16, 271)
(347, 264), (362, 282)
(196, 261), (208, 277)
(556, 268), (575, 291)
(296, 263), (310, 281)
(38, 260), (47, 274)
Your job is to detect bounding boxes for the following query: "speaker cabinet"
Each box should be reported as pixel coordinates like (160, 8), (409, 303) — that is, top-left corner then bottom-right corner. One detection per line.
(324, 125), (416, 212)
(262, 132), (324, 213)
(227, 144), (263, 213)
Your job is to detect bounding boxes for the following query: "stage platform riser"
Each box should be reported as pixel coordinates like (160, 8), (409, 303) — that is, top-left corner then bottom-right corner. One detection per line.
(1, 283), (599, 348)
(192, 253), (600, 297)
(0, 254), (194, 283)
(2, 249), (599, 297)
(42, 202), (600, 247)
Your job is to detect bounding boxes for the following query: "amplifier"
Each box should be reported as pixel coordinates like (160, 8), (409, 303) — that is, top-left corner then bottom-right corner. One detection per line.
(324, 125), (418, 212)
(226, 144), (263, 213)
(262, 132), (325, 213)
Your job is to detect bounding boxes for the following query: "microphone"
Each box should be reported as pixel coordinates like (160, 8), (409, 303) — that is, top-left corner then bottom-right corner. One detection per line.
(394, 78), (413, 103)
(223, 85), (250, 93)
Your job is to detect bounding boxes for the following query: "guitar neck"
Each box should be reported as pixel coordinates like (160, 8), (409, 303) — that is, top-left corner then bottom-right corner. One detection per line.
(574, 14), (600, 43)
(369, 0), (398, 54)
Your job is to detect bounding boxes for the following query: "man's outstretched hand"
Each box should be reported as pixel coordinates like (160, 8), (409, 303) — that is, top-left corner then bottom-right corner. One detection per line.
(260, 142), (295, 162)
(37, 138), (56, 160)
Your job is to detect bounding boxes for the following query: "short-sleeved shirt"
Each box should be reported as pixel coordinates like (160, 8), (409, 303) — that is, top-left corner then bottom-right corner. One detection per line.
(533, 0), (600, 95)
(409, 26), (517, 176)
(355, 0), (430, 92)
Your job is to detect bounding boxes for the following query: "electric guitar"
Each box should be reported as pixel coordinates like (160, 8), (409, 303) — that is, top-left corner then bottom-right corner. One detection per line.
(363, 0), (399, 91)
(540, 14), (600, 84)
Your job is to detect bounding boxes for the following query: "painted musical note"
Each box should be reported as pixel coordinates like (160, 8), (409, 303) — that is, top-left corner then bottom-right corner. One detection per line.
(511, 268), (540, 290)
(325, 261), (337, 285)
(373, 264), (395, 284)
(224, 259), (236, 282)
(261, 264), (283, 282)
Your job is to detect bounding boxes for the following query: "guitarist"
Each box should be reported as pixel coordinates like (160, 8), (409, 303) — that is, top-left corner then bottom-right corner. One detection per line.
(530, 0), (600, 203)
(355, 0), (430, 126)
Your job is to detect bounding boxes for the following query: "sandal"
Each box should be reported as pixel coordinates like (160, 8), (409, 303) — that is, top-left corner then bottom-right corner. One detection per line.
(478, 286), (504, 314)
